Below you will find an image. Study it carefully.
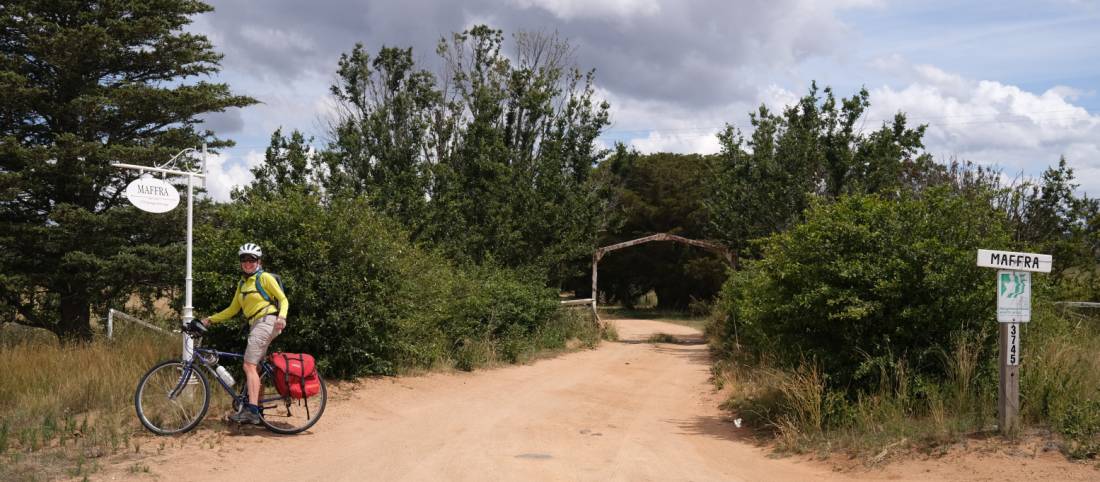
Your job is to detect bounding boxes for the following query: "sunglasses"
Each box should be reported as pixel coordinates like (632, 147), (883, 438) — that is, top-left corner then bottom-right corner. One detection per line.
(239, 256), (260, 263)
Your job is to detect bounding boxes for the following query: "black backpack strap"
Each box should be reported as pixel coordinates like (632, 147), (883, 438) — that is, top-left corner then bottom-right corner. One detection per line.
(300, 353), (312, 419)
(298, 353), (307, 398)
(280, 353), (291, 396)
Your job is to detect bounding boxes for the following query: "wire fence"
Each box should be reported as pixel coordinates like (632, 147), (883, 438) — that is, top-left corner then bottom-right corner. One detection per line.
(106, 308), (178, 338)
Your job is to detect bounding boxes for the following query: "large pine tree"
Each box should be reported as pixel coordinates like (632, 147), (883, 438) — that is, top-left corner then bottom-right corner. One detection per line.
(0, 1), (255, 339)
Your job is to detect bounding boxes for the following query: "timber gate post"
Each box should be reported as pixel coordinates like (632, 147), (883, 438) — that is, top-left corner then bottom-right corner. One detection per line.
(590, 233), (735, 324)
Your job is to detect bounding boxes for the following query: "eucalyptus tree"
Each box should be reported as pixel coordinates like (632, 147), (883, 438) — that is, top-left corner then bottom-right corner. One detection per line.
(236, 128), (320, 201)
(324, 44), (441, 232)
(323, 26), (611, 283)
(706, 84), (932, 257)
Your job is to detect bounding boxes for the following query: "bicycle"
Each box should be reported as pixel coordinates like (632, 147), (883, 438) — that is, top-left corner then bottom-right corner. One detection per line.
(134, 319), (327, 435)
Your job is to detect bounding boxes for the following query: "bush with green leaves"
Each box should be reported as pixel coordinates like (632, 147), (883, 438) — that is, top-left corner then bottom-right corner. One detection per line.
(191, 190), (590, 377)
(712, 189), (1011, 391)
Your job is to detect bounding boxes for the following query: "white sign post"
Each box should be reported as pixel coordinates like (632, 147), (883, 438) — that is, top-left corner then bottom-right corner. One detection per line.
(114, 145), (206, 361)
(977, 249), (1050, 434)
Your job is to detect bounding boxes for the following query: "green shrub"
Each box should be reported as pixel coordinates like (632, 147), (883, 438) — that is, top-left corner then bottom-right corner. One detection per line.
(192, 190), (589, 377)
(712, 189), (1011, 392)
(709, 187), (1100, 458)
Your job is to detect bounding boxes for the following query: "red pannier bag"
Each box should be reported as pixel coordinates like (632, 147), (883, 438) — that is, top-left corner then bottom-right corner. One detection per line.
(269, 352), (320, 399)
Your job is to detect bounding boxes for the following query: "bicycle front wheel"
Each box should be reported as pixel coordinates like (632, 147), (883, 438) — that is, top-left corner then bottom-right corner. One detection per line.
(135, 360), (210, 435)
(258, 370), (327, 435)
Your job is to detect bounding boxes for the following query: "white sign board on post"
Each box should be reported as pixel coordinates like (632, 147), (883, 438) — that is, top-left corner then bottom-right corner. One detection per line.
(977, 249), (1052, 273)
(996, 270), (1031, 322)
(125, 176), (180, 213)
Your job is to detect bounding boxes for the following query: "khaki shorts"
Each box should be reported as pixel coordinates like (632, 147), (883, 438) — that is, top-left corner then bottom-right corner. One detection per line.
(244, 315), (285, 365)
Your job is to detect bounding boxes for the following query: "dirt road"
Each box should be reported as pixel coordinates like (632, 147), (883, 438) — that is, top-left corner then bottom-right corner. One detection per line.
(105, 318), (1097, 481)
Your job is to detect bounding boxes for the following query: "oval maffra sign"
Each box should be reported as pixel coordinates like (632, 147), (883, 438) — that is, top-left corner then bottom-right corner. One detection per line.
(125, 176), (180, 213)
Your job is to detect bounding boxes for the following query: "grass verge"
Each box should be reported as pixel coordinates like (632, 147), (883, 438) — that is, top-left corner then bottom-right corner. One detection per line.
(0, 327), (176, 481)
(447, 305), (602, 371)
(712, 305), (1100, 463)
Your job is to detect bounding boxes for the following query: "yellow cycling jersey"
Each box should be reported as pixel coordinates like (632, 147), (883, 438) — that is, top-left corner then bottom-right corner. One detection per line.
(208, 271), (289, 325)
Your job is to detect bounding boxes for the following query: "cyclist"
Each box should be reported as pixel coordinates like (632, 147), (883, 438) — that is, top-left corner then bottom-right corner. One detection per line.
(201, 243), (288, 424)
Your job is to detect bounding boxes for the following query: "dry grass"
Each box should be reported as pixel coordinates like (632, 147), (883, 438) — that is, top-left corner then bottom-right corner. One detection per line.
(939, 330), (986, 415)
(1019, 311), (1100, 458)
(727, 361), (825, 452)
(601, 320), (620, 341)
(716, 305), (1100, 462)
(719, 350), (994, 461)
(646, 333), (680, 344)
(0, 327), (177, 480)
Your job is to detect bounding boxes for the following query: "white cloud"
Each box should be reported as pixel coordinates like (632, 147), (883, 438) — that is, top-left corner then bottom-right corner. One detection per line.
(866, 62), (1100, 193)
(758, 84), (800, 114)
(511, 0), (660, 20)
(188, 0), (1098, 196)
(238, 25), (317, 53)
(202, 150), (265, 202)
(912, 64), (971, 99)
(629, 129), (722, 154)
(595, 86), (737, 154)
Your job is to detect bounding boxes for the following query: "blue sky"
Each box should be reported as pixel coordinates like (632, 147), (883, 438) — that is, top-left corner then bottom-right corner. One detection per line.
(187, 0), (1100, 199)
(840, 1), (1099, 104)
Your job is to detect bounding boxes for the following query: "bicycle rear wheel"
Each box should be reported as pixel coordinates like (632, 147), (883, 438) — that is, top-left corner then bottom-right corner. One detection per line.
(135, 360), (210, 435)
(258, 370), (327, 434)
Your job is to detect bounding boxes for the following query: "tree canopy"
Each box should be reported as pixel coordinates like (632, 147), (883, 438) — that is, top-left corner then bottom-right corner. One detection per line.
(597, 151), (727, 309)
(319, 26), (611, 284)
(0, 0), (254, 338)
(706, 83), (938, 258)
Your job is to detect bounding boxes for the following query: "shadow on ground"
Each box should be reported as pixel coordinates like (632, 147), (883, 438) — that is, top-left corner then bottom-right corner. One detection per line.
(667, 414), (753, 444)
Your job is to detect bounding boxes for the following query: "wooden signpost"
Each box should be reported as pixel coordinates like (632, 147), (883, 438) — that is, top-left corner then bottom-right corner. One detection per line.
(976, 249), (1051, 433)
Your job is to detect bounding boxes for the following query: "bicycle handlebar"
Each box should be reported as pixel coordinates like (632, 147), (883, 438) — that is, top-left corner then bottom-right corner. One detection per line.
(182, 318), (208, 335)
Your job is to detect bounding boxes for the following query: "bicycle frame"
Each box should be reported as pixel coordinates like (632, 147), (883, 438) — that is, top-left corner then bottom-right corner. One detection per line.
(168, 335), (279, 408)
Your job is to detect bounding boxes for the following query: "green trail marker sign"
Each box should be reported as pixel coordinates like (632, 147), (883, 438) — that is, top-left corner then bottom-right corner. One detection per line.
(977, 249), (1051, 434)
(997, 270), (1030, 323)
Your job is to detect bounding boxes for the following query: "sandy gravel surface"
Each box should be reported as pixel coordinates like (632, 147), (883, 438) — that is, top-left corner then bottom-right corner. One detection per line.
(98, 318), (1099, 481)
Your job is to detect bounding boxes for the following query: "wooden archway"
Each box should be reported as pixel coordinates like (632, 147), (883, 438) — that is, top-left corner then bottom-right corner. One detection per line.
(590, 233), (735, 317)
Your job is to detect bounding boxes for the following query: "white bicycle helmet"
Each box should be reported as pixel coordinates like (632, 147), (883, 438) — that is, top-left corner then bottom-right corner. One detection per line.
(238, 243), (263, 258)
